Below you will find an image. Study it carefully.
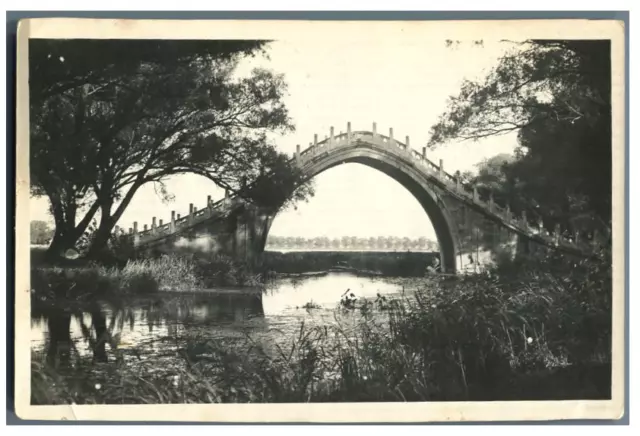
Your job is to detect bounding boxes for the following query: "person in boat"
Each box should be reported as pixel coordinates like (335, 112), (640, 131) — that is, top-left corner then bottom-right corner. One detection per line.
(426, 256), (441, 274)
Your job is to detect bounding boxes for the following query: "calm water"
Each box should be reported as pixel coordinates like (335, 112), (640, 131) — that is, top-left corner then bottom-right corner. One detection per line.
(31, 272), (406, 365)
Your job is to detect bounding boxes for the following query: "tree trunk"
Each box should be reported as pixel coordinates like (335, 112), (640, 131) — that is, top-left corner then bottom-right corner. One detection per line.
(86, 181), (143, 259)
(45, 228), (70, 260)
(44, 199), (100, 261)
(45, 221), (80, 261)
(85, 219), (113, 260)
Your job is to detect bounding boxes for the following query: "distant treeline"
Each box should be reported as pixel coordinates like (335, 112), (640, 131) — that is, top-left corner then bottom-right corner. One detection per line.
(261, 250), (439, 276)
(266, 235), (439, 252)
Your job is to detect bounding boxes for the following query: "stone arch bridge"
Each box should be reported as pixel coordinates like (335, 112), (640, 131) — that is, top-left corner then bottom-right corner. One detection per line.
(121, 122), (598, 274)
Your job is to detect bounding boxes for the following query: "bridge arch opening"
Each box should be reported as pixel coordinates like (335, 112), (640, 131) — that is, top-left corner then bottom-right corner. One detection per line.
(263, 145), (460, 274)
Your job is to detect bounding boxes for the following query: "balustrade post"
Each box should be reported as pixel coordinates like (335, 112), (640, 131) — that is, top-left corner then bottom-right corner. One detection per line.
(295, 144), (301, 165)
(439, 159), (444, 180)
(372, 122), (377, 138)
(472, 185), (478, 202)
(170, 211), (176, 232)
(455, 175), (461, 192)
(422, 147), (426, 159)
(405, 135), (410, 149)
(151, 217), (157, 233)
(347, 121), (352, 143)
(159, 219), (163, 228)
(314, 134), (318, 146)
(189, 203), (194, 224)
(388, 127), (394, 146)
(143, 224), (148, 232)
(133, 221), (139, 246)
(330, 126), (335, 145)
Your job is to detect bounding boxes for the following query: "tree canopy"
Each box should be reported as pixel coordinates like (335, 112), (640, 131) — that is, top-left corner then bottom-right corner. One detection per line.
(30, 39), (312, 259)
(429, 40), (611, 233)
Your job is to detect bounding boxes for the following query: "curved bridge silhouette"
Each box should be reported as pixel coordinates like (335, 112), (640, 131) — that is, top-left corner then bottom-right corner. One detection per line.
(123, 122), (597, 274)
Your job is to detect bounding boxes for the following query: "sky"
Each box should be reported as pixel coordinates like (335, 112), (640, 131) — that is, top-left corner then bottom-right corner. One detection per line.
(30, 38), (520, 241)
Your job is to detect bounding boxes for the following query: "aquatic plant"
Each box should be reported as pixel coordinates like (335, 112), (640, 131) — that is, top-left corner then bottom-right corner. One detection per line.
(31, 251), (611, 404)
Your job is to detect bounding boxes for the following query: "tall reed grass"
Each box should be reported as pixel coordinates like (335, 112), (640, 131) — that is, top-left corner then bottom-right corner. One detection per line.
(31, 252), (264, 302)
(32, 251), (612, 404)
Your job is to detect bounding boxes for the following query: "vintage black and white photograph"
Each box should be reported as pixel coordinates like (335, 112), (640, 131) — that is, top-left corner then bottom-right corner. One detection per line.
(15, 18), (625, 422)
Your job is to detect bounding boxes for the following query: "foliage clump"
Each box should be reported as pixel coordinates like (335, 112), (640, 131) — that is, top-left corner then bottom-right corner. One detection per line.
(429, 40), (611, 236)
(30, 39), (312, 260)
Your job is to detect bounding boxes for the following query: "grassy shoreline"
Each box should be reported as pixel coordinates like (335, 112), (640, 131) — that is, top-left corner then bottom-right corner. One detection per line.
(30, 249), (436, 301)
(31, 249), (612, 404)
(31, 252), (264, 302)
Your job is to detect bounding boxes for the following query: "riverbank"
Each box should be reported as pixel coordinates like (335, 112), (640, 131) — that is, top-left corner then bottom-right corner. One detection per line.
(30, 248), (436, 301)
(262, 250), (438, 276)
(31, 250), (611, 404)
(30, 250), (267, 303)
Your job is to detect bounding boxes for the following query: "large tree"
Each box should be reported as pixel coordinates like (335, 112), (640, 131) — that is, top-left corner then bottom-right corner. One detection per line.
(30, 39), (311, 259)
(429, 40), (611, 234)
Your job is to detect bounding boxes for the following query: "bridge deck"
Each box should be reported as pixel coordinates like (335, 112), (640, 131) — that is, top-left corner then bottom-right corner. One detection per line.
(125, 123), (603, 257)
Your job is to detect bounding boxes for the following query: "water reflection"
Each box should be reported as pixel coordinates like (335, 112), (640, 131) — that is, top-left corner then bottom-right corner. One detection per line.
(32, 272), (404, 367)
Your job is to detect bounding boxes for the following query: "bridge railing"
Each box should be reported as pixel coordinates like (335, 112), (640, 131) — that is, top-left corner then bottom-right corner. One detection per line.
(123, 194), (238, 246)
(123, 121), (600, 254)
(294, 122), (597, 253)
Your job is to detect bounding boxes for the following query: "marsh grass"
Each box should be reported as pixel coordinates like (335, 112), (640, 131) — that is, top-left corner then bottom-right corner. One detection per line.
(190, 252), (263, 287)
(31, 252), (265, 304)
(115, 256), (199, 292)
(32, 251), (612, 404)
